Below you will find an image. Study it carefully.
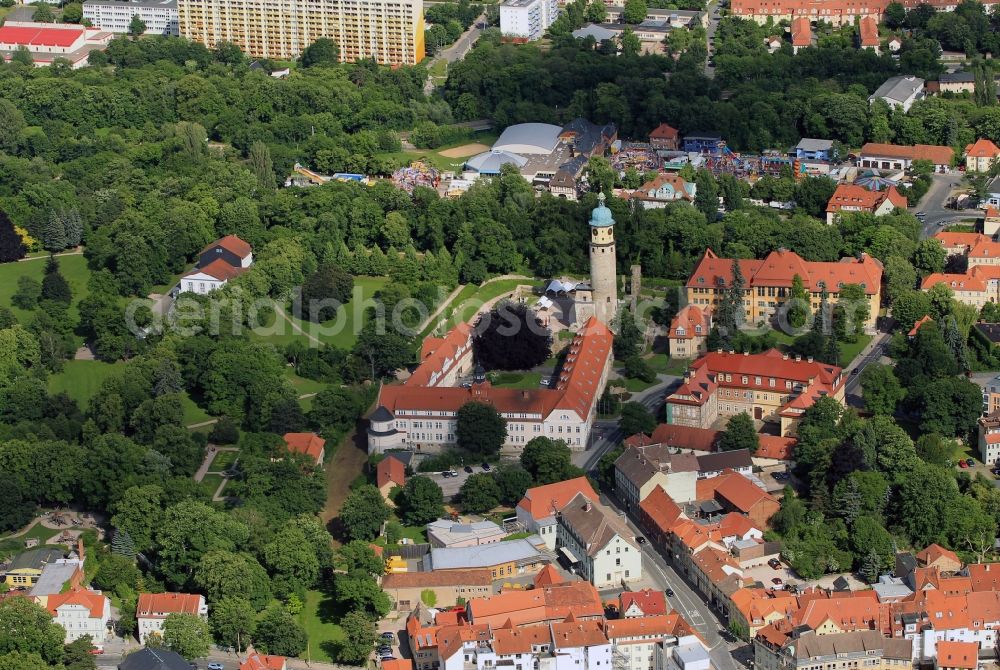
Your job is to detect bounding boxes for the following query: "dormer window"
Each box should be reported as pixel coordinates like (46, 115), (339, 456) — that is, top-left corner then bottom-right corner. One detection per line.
(695, 325), (702, 334)
(677, 327), (686, 336)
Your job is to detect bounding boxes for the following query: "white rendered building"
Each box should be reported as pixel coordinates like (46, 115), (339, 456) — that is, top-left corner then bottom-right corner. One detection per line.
(556, 494), (643, 588)
(83, 0), (179, 35)
(500, 0), (558, 41)
(136, 592), (207, 642)
(46, 588), (111, 644)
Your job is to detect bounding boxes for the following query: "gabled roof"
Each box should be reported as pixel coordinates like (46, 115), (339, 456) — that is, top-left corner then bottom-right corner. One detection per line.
(826, 184), (906, 214)
(718, 512), (759, 539)
(936, 640), (978, 669)
(118, 647), (192, 670)
(633, 173), (694, 201)
(916, 543), (961, 569)
(136, 592), (204, 618)
(908, 315), (933, 337)
(240, 653), (287, 670)
(533, 564), (565, 587)
(756, 435), (796, 460)
(697, 449), (752, 472)
(639, 485), (685, 535)
(0, 24), (85, 48)
(650, 123), (679, 140)
(968, 563), (1000, 592)
(624, 422), (719, 451)
(383, 570), (493, 589)
(517, 476), (598, 521)
(282, 432), (325, 463)
(668, 304), (710, 341)
(380, 661), (412, 670)
(619, 589), (668, 616)
(377, 453), (407, 490)
(558, 493), (637, 556)
(790, 16), (811, 46)
(686, 248), (882, 295)
(697, 469), (776, 514)
(201, 234), (252, 259)
(551, 619), (609, 649)
(858, 15), (879, 46)
(46, 587), (107, 619)
(604, 612), (696, 640)
(183, 257), (245, 282)
(467, 581), (603, 627)
(859, 142), (954, 166)
(966, 138), (1000, 159)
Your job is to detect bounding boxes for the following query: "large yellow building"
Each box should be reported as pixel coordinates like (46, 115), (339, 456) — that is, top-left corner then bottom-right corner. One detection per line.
(686, 248), (883, 332)
(177, 0), (425, 65)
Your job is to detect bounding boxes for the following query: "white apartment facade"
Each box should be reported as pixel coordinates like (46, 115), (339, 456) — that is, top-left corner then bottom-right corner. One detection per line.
(557, 495), (643, 589)
(136, 593), (207, 642)
(500, 0), (558, 41)
(83, 0), (179, 35)
(47, 588), (111, 644)
(176, 0), (425, 64)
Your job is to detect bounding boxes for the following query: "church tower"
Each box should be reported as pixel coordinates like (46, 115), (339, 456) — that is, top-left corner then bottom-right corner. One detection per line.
(589, 193), (618, 325)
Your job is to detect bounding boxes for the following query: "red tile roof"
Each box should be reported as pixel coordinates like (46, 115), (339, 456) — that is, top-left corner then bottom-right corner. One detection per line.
(533, 564), (564, 587)
(668, 304), (710, 341)
(826, 184), (906, 215)
(687, 248), (883, 295)
(633, 173), (693, 201)
(551, 619), (608, 649)
(0, 24), (84, 48)
(517, 476), (598, 521)
(639, 485), (685, 535)
(240, 654), (287, 670)
(933, 231), (987, 250)
(756, 435), (796, 460)
(649, 123), (679, 140)
(619, 589), (668, 617)
(968, 563), (1000, 592)
(184, 257), (246, 282)
(966, 138), (1000, 159)
(791, 17), (811, 46)
(137, 592), (204, 618)
(624, 423), (720, 451)
(201, 234), (252, 259)
(377, 454), (407, 490)
(380, 317), (611, 423)
(916, 543), (961, 569)
(46, 587), (107, 619)
(467, 581), (603, 628)
(908, 315), (933, 337)
(937, 641), (978, 669)
(860, 142), (955, 166)
(858, 15), (879, 46)
(410, 322), (472, 387)
(383, 570), (493, 589)
(491, 624), (552, 655)
(698, 470), (777, 514)
(380, 661), (412, 670)
(795, 595), (889, 634)
(718, 512), (759, 539)
(604, 613), (695, 640)
(282, 432), (325, 464)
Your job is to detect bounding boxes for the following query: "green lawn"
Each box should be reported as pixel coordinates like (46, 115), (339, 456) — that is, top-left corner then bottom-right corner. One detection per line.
(282, 367), (327, 396)
(378, 135), (499, 173)
(838, 334), (872, 368)
(644, 353), (688, 375)
(622, 376), (658, 392)
(200, 473), (225, 497)
(490, 371), (543, 389)
(436, 279), (529, 331)
(297, 589), (346, 663)
(48, 360), (125, 406)
(502, 531), (532, 541)
(251, 276), (388, 350)
(181, 393), (213, 425)
(208, 450), (239, 471)
(0, 255), (91, 326)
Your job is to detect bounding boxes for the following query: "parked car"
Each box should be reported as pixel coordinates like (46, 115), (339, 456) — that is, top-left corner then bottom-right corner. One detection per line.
(441, 471), (453, 478)
(768, 558), (781, 569)
(464, 465), (474, 473)
(381, 632), (395, 642)
(960, 460), (969, 468)
(771, 577), (784, 588)
(481, 462), (491, 471)
(208, 664), (224, 670)
(666, 588), (675, 597)
(967, 458), (976, 467)
(636, 536), (647, 545)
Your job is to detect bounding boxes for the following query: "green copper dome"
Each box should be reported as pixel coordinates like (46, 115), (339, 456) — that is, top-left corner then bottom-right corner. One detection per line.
(589, 192), (615, 228)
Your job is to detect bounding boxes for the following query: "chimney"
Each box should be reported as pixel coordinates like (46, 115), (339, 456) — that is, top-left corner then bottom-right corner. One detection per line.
(795, 355), (802, 362)
(807, 356), (813, 363)
(782, 353), (789, 360)
(717, 348), (723, 354)
(744, 350), (749, 356)
(584, 501), (592, 512)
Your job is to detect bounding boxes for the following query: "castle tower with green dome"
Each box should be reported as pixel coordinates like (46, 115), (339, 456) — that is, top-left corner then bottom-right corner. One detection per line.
(588, 193), (618, 325)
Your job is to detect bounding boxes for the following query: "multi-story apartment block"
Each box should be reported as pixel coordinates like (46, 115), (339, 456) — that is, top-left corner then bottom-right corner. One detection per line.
(136, 592), (207, 643)
(923, 232), (1000, 309)
(83, 0), (179, 35)
(46, 587), (111, 644)
(176, 0), (425, 64)
(500, 0), (558, 41)
(665, 349), (845, 436)
(756, 630), (912, 670)
(979, 411), (1000, 466)
(685, 249), (883, 332)
(730, 0), (997, 26)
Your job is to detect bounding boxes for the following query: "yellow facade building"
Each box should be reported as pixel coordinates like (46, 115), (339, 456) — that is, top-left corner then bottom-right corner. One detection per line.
(177, 0), (425, 65)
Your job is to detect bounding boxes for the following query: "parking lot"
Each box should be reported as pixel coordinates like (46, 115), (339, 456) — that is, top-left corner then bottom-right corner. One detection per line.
(423, 462), (495, 499)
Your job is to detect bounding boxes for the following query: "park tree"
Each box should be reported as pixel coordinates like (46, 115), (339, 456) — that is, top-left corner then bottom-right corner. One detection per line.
(301, 37), (340, 66)
(334, 571), (392, 617)
(919, 376), (984, 438)
(194, 551), (272, 610)
(339, 610), (377, 664)
(209, 597), (256, 652)
(494, 466), (533, 505)
(916, 433), (954, 466)
(128, 14), (146, 36)
(898, 462), (959, 547)
(154, 500), (250, 587)
(460, 473), (502, 513)
(520, 437), (578, 485)
(263, 523), (322, 594)
(162, 613), (211, 660)
(63, 636), (98, 670)
(110, 484), (164, 554)
(913, 238), (947, 276)
(884, 0), (906, 27)
(456, 401), (507, 455)
(855, 415), (918, 474)
(397, 476), (445, 525)
(586, 0), (607, 22)
(860, 364), (905, 416)
(0, 597), (65, 665)
(714, 259), (745, 344)
(32, 4), (54, 21)
(786, 274), (809, 330)
(248, 141), (276, 190)
(473, 301), (552, 371)
(299, 264), (354, 322)
(718, 412), (759, 454)
(694, 169), (719, 219)
(0, 212), (26, 263)
(336, 541), (385, 576)
(338, 485), (391, 541)
(0, 652), (49, 670)
(619, 401), (655, 437)
(43, 212), (67, 251)
(12, 276), (41, 310)
(255, 606), (307, 657)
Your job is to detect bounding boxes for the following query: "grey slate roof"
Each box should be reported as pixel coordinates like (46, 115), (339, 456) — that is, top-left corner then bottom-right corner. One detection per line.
(118, 648), (192, 670)
(940, 71), (975, 83)
(558, 493), (636, 556)
(870, 75), (924, 104)
(572, 24), (619, 41)
(614, 445), (699, 489)
(696, 449), (753, 473)
(787, 631), (912, 661)
(8, 548), (63, 572)
(796, 138), (833, 152)
(429, 538), (544, 570)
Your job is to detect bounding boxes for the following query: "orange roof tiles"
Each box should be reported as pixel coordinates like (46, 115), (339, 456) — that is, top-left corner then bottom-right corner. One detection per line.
(282, 432), (325, 463)
(858, 15), (879, 46)
(860, 142), (955, 166)
(718, 512), (759, 539)
(933, 231), (988, 249)
(467, 581), (603, 628)
(639, 485), (685, 535)
(937, 641), (978, 669)
(137, 592), (203, 618)
(604, 613), (696, 640)
(551, 619), (609, 649)
(46, 587), (106, 618)
(795, 596), (889, 634)
(533, 564), (564, 588)
(383, 570), (493, 589)
(916, 543), (962, 569)
(202, 234), (252, 258)
(791, 16), (811, 46)
(687, 248), (883, 295)
(380, 661), (411, 670)
(701, 470), (777, 514)
(756, 435), (796, 460)
(517, 476), (598, 521)
(240, 654), (287, 670)
(650, 123), (679, 140)
(668, 304), (711, 341)
(826, 184), (906, 215)
(921, 271), (988, 292)
(968, 563), (1000, 592)
(634, 174), (694, 201)
(377, 453), (407, 490)
(491, 624), (552, 655)
(966, 138), (1000, 159)
(184, 257), (246, 281)
(410, 322), (472, 387)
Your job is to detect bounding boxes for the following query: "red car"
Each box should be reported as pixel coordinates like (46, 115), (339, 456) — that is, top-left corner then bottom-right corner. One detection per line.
(960, 461), (969, 468)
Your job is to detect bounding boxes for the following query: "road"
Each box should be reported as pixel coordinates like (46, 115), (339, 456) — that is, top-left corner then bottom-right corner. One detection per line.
(915, 173), (982, 237)
(704, 0), (722, 78)
(843, 332), (891, 407)
(423, 12), (486, 94)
